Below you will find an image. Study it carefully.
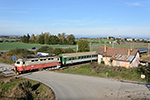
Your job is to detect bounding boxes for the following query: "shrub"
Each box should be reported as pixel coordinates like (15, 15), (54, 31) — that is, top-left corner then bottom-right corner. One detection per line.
(63, 48), (75, 53)
(7, 48), (34, 56)
(101, 61), (105, 64)
(37, 46), (53, 53)
(53, 48), (63, 55)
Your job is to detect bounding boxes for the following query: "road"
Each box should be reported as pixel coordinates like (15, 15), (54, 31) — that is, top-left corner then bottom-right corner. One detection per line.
(0, 63), (150, 100)
(0, 63), (14, 73)
(22, 71), (150, 100)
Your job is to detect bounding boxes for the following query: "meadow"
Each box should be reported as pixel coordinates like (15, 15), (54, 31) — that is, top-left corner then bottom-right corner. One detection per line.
(0, 39), (148, 52)
(0, 42), (75, 51)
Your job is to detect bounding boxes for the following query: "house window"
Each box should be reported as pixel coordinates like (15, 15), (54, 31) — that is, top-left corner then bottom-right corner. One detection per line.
(101, 58), (103, 61)
(116, 61), (120, 66)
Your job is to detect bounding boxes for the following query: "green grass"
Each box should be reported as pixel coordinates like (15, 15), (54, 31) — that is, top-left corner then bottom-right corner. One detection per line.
(0, 78), (25, 91)
(75, 38), (113, 43)
(60, 63), (148, 83)
(0, 42), (75, 51)
(0, 77), (54, 99)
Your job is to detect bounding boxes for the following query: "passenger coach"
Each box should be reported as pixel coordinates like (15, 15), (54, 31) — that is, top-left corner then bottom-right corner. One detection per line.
(59, 51), (98, 65)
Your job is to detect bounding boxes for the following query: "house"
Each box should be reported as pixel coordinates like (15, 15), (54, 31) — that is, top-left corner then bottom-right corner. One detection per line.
(126, 38), (133, 41)
(96, 45), (140, 68)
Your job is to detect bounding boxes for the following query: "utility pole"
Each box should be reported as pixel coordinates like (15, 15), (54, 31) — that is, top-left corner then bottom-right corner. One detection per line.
(112, 42), (114, 48)
(132, 43), (134, 49)
(90, 42), (91, 52)
(148, 43), (150, 56)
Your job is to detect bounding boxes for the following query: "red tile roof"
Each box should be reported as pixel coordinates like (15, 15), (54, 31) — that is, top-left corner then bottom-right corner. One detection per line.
(96, 46), (138, 57)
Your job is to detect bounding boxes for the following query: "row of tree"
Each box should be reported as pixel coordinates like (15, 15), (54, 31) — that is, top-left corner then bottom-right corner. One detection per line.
(21, 33), (76, 45)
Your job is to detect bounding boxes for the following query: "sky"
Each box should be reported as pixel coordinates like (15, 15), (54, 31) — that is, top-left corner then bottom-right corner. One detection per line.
(0, 0), (150, 38)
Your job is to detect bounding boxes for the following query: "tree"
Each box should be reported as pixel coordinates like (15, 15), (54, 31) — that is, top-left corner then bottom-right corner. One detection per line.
(38, 34), (44, 44)
(21, 35), (28, 43)
(30, 34), (35, 43)
(27, 33), (30, 43)
(44, 32), (50, 44)
(67, 34), (75, 45)
(76, 39), (90, 52)
(51, 35), (59, 44)
(21, 34), (30, 43)
(47, 35), (59, 44)
(57, 33), (67, 44)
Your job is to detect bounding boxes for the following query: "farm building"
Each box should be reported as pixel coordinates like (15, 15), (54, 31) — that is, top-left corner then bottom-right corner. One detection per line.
(96, 45), (140, 68)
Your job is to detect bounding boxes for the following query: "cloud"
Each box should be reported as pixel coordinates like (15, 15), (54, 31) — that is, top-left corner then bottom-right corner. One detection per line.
(126, 2), (141, 6)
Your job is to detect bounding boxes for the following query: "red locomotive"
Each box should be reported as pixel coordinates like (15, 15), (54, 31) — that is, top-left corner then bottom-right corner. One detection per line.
(13, 55), (61, 74)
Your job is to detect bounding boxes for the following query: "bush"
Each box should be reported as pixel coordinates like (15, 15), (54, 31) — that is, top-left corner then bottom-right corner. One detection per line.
(37, 46), (53, 53)
(53, 48), (63, 55)
(7, 48), (34, 56)
(63, 48), (75, 53)
(136, 66), (150, 82)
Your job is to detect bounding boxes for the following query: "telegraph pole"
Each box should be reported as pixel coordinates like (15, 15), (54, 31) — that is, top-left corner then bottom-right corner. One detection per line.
(90, 42), (91, 52)
(148, 43), (150, 56)
(112, 42), (114, 48)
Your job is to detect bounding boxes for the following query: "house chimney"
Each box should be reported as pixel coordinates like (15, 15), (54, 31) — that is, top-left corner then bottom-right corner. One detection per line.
(104, 45), (107, 52)
(130, 46), (132, 51)
(128, 49), (130, 55)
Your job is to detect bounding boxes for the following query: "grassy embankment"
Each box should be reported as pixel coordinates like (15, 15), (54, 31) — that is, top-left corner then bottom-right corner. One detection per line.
(0, 76), (54, 100)
(59, 62), (149, 83)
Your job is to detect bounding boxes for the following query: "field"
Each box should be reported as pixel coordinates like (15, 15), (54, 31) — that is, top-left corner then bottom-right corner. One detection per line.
(0, 40), (149, 53)
(0, 42), (75, 51)
(75, 38), (113, 43)
(91, 42), (149, 51)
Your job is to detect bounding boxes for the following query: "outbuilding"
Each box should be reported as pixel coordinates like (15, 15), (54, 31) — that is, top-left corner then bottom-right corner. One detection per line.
(96, 45), (140, 68)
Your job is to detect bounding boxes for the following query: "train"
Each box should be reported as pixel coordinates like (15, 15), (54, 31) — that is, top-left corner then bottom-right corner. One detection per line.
(13, 51), (98, 74)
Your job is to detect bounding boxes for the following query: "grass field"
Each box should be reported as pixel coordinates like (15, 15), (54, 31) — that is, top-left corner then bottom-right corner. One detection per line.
(0, 42), (75, 51)
(91, 42), (149, 51)
(0, 41), (149, 52)
(75, 38), (113, 43)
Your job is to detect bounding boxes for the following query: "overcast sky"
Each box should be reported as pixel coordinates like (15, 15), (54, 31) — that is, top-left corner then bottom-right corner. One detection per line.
(0, 0), (150, 38)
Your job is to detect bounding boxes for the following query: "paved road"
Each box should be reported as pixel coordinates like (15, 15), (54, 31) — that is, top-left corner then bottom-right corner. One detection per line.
(0, 63), (14, 73)
(22, 71), (150, 100)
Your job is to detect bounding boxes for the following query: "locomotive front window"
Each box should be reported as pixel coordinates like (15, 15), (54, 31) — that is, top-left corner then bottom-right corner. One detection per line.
(57, 58), (59, 60)
(16, 61), (20, 64)
(23, 62), (25, 64)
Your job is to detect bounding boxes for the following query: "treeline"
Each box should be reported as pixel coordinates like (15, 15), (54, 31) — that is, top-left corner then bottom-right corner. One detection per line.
(21, 32), (76, 45)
